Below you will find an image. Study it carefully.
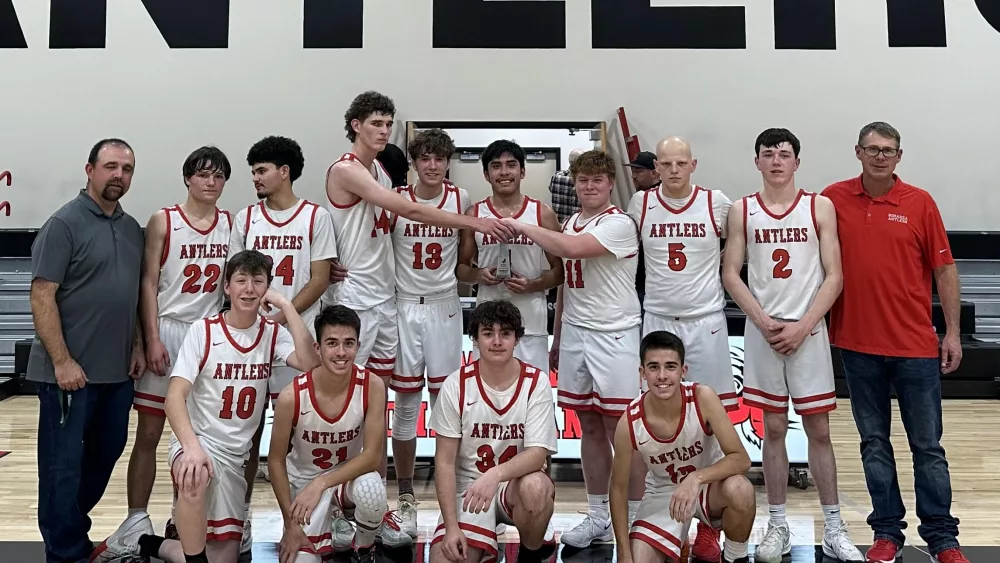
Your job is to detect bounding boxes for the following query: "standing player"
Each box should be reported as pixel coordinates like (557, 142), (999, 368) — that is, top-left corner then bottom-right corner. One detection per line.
(111, 147), (233, 541)
(499, 150), (648, 548)
(428, 299), (558, 563)
(268, 305), (411, 563)
(456, 139), (564, 374)
(229, 135), (338, 554)
(91, 250), (321, 563)
(323, 90), (514, 476)
(387, 129), (470, 537)
(626, 136), (734, 561)
(610, 331), (754, 563)
(721, 128), (863, 562)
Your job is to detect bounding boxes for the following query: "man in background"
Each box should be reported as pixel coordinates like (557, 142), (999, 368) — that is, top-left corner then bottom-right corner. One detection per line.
(28, 138), (146, 563)
(823, 122), (968, 563)
(624, 151), (661, 307)
(548, 147), (585, 224)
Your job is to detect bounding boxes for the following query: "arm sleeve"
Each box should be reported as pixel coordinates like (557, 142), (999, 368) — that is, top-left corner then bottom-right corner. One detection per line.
(229, 208), (247, 254)
(310, 208), (339, 261)
(920, 194), (954, 268)
(523, 377), (559, 453)
(590, 214), (639, 259)
(272, 324), (296, 364)
(713, 190), (734, 239)
(170, 321), (208, 384)
(31, 217), (73, 285)
(428, 373), (463, 438)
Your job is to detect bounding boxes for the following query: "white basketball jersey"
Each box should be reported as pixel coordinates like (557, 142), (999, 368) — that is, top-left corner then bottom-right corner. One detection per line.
(637, 187), (726, 318)
(626, 382), (724, 492)
(560, 208), (641, 332)
(391, 184), (465, 297)
(451, 361), (546, 487)
(744, 190), (825, 320)
(241, 199), (325, 333)
(325, 152), (396, 310)
(474, 197), (549, 336)
(157, 206), (232, 324)
(183, 315), (281, 460)
(285, 368), (369, 485)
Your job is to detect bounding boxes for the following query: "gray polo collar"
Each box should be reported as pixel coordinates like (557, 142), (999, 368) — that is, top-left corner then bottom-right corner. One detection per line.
(76, 188), (125, 219)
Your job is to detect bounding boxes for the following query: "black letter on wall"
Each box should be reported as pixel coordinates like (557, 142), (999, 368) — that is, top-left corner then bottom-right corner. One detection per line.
(433, 0), (565, 49)
(887, 0), (946, 47)
(50, 0), (107, 48)
(774, 0), (836, 49)
(141, 0), (229, 48)
(0, 0), (28, 48)
(304, 0), (363, 48)
(592, 0), (745, 49)
(975, 0), (1000, 34)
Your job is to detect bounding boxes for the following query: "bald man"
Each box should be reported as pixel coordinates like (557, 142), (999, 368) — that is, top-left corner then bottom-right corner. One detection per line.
(548, 148), (586, 224)
(625, 137), (735, 563)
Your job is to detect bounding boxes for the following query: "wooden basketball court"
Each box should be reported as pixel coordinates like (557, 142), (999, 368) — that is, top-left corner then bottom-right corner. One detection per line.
(0, 396), (996, 561)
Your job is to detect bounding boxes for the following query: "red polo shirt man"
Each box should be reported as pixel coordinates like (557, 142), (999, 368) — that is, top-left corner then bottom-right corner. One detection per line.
(821, 121), (967, 563)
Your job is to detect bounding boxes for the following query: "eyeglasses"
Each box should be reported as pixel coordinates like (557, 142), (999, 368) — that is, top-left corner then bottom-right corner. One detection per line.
(862, 146), (899, 158)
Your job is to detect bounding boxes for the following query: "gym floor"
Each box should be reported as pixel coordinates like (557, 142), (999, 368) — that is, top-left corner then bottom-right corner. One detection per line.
(0, 396), (996, 562)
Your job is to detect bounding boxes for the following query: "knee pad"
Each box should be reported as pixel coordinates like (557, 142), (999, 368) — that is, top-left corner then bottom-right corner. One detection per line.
(391, 391), (421, 442)
(348, 471), (387, 527)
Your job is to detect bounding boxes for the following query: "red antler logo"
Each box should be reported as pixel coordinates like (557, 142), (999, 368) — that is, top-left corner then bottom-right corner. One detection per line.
(0, 171), (11, 217)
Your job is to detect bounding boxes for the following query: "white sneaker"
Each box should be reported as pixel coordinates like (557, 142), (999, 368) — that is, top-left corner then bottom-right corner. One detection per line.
(90, 512), (153, 563)
(559, 514), (614, 548)
(543, 521), (556, 544)
(332, 514), (356, 552)
(823, 522), (865, 562)
(377, 510), (412, 549)
(241, 515), (253, 554)
(396, 493), (418, 539)
(754, 524), (791, 563)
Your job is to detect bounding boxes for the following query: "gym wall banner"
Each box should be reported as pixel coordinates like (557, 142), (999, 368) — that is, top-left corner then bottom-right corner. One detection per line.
(260, 337), (809, 465)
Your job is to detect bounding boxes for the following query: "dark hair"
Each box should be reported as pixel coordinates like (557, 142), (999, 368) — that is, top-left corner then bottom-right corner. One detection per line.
(754, 128), (801, 158)
(183, 146), (232, 183)
(858, 121), (901, 148)
(344, 91), (396, 142)
(570, 149), (617, 181)
(225, 250), (274, 284)
(88, 138), (133, 166)
(408, 129), (457, 162)
(376, 144), (410, 188)
(639, 330), (686, 365)
(246, 136), (305, 183)
(468, 300), (525, 340)
(315, 304), (362, 341)
(481, 140), (525, 173)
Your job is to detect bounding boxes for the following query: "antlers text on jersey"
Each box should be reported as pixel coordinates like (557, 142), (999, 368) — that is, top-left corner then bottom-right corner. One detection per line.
(480, 233), (533, 246)
(211, 361), (271, 381)
(752, 226), (810, 244)
(645, 222), (709, 239)
(178, 243), (228, 259)
(298, 425), (362, 446)
(645, 440), (705, 466)
(250, 234), (305, 251)
(469, 422), (525, 441)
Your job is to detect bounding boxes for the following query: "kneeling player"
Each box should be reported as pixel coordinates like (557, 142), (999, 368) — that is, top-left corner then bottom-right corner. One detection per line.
(91, 250), (321, 563)
(429, 300), (558, 563)
(268, 304), (411, 563)
(610, 331), (755, 563)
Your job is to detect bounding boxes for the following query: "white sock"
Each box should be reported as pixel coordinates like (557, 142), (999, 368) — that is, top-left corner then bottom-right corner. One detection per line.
(588, 494), (610, 521)
(768, 504), (787, 527)
(628, 500), (641, 523)
(127, 507), (145, 517)
(822, 504), (843, 532)
(723, 538), (749, 560)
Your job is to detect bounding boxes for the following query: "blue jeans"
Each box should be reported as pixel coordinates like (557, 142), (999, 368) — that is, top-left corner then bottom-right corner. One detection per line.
(839, 349), (961, 555)
(36, 380), (134, 563)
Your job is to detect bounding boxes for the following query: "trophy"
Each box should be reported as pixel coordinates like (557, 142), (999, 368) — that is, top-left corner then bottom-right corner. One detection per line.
(496, 242), (512, 280)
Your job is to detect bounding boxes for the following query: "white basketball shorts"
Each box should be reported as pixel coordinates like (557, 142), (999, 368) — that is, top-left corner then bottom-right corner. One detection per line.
(557, 323), (641, 417)
(284, 476), (359, 560)
(134, 316), (191, 416)
(642, 310), (738, 412)
(471, 334), (550, 376)
(355, 297), (399, 380)
(742, 317), (837, 416)
(629, 484), (720, 561)
(391, 293), (463, 395)
(168, 438), (247, 543)
(430, 481), (516, 561)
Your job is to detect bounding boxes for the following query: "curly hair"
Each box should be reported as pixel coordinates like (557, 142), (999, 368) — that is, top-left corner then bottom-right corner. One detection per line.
(467, 299), (525, 341)
(246, 136), (305, 183)
(344, 91), (396, 142)
(407, 128), (456, 161)
(570, 149), (616, 181)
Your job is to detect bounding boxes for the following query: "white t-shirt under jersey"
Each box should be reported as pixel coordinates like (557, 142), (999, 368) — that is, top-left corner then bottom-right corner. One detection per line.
(560, 207), (641, 332)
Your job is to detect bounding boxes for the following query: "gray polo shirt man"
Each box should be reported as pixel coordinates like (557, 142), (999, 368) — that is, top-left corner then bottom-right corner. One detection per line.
(27, 189), (144, 383)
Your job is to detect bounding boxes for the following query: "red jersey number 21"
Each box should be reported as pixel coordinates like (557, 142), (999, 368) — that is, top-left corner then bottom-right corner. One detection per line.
(564, 259), (584, 288)
(312, 446), (348, 470)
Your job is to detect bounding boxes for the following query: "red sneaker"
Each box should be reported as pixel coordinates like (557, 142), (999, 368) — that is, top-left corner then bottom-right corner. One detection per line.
(934, 548), (971, 563)
(691, 521), (721, 562)
(865, 539), (902, 563)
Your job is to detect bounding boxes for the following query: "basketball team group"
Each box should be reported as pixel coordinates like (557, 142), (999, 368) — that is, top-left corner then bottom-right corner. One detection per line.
(33, 90), (970, 563)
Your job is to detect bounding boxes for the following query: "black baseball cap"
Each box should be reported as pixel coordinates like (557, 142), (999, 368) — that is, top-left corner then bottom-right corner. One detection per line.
(625, 151), (656, 170)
